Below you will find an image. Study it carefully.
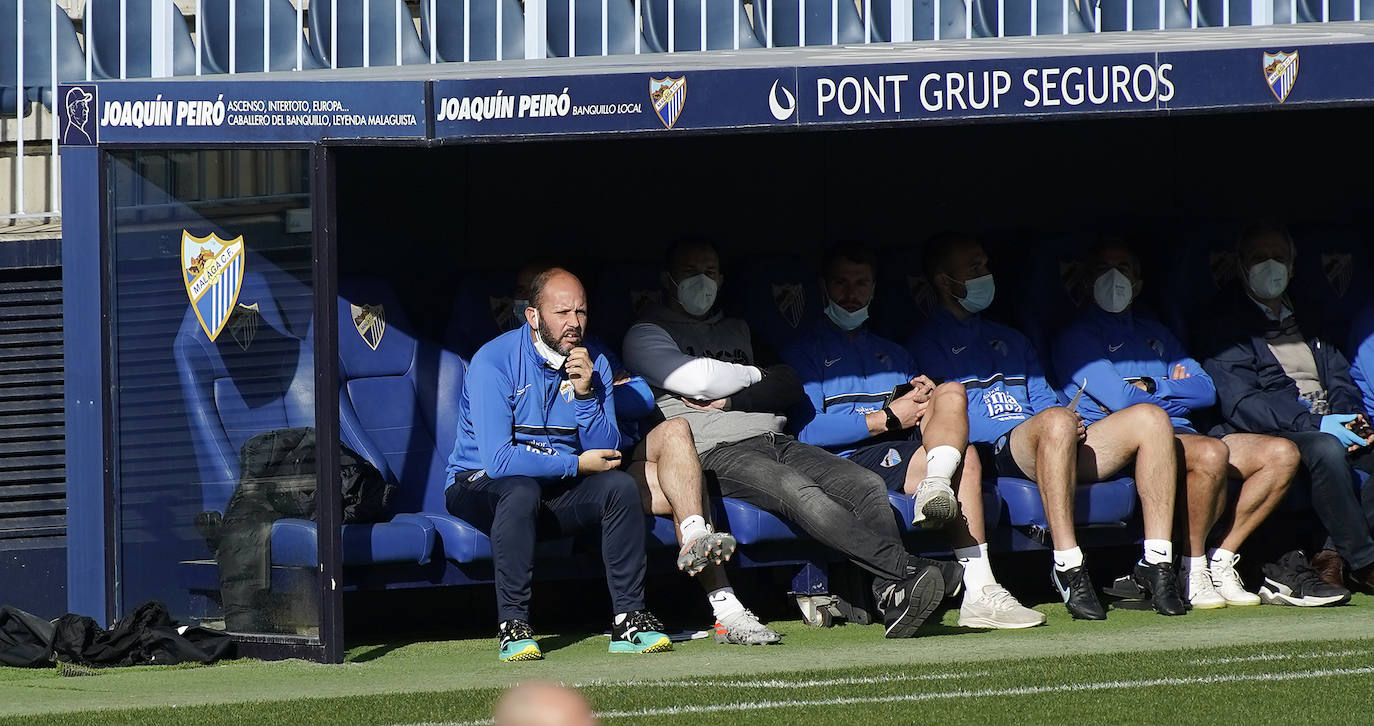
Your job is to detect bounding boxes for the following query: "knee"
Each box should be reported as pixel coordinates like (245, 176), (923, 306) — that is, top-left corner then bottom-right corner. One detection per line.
(1193, 439), (1230, 478)
(1125, 403), (1173, 436)
(594, 470), (640, 508)
(1040, 407), (1079, 445)
(935, 381), (967, 405)
(1266, 438), (1301, 489)
(496, 477), (540, 513)
(661, 417), (695, 449)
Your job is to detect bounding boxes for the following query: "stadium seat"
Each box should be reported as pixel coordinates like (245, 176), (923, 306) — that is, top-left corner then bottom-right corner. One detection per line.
(888, 488), (1002, 533)
(546, 0), (658, 56)
(1288, 222), (1372, 350)
(419, 0), (527, 63)
(0, 0), (85, 114)
(84, 0), (198, 79)
(1319, 0), (1374, 21)
(640, 0), (764, 52)
(1148, 219), (1236, 348)
(309, 0), (430, 67)
(199, 0), (325, 74)
(590, 262), (662, 361)
(175, 263), (435, 569)
(970, 0), (1094, 36)
(723, 253), (817, 353)
(997, 476), (1137, 529)
(751, 0), (866, 47)
(443, 269), (521, 359)
(867, 0), (975, 43)
(1194, 0), (1300, 25)
(1084, 0), (1193, 30)
(869, 243), (937, 344)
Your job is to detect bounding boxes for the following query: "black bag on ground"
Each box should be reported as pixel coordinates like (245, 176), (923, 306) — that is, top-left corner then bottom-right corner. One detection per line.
(50, 601), (233, 667)
(0, 605), (56, 667)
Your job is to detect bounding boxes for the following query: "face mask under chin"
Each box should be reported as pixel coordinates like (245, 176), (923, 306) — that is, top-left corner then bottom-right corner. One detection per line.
(824, 298), (870, 331)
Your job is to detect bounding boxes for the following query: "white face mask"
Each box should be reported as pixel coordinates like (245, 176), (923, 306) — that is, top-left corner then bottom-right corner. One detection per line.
(824, 298), (869, 331)
(529, 312), (567, 369)
(956, 274), (995, 313)
(1093, 269), (1135, 314)
(1247, 259), (1290, 301)
(675, 274), (719, 316)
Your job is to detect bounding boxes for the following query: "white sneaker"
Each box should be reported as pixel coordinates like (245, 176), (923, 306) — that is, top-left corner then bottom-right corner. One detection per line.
(1181, 566), (1227, 609)
(911, 478), (958, 529)
(957, 584), (1046, 629)
(1210, 554), (1261, 606)
(713, 609), (782, 645)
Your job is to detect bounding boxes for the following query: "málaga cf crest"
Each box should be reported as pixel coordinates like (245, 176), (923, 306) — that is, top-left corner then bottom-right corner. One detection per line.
(351, 304), (387, 351)
(1263, 51), (1298, 103)
(649, 76), (686, 129)
(181, 231), (246, 343)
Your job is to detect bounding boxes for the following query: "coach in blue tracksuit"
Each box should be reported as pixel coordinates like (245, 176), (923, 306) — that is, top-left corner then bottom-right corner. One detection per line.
(783, 243), (1044, 630)
(447, 267), (670, 661)
(1054, 239), (1300, 609)
(1195, 222), (1374, 596)
(1349, 298), (1374, 427)
(907, 231), (1184, 620)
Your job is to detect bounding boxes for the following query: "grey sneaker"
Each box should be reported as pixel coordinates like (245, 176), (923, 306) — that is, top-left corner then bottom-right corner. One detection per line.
(957, 584), (1046, 629)
(911, 478), (959, 529)
(677, 530), (737, 576)
(713, 609), (782, 645)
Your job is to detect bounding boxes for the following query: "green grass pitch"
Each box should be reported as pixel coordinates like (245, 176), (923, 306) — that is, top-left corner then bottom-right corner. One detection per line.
(2, 595), (1372, 725)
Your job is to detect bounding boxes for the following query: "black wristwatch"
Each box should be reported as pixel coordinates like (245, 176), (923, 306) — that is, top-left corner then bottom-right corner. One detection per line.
(1141, 377), (1157, 395)
(882, 406), (902, 432)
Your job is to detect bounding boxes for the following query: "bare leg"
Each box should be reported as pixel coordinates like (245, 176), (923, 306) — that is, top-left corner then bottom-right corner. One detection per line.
(918, 382), (969, 453)
(1216, 433), (1299, 553)
(903, 443), (984, 549)
(1077, 403), (1177, 542)
(1006, 407), (1081, 551)
(1175, 434), (1230, 557)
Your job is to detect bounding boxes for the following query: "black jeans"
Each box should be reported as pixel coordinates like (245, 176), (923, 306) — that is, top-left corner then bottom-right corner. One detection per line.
(701, 432), (911, 593)
(446, 470), (648, 624)
(1274, 431), (1374, 571)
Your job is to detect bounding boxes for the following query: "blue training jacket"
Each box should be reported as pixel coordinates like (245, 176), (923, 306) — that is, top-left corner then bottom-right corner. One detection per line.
(447, 326), (620, 483)
(907, 308), (1059, 445)
(781, 319), (916, 455)
(1348, 298), (1374, 417)
(1053, 306), (1216, 433)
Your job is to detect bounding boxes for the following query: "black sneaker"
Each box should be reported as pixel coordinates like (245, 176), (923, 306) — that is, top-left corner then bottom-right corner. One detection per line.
(1051, 565), (1107, 620)
(908, 556), (965, 599)
(497, 619), (542, 662)
(1132, 561), (1187, 616)
(1259, 550), (1351, 607)
(881, 566), (944, 639)
(609, 610), (673, 654)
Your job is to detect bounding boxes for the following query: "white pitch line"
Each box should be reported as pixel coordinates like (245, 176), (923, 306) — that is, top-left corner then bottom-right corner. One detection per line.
(403, 665), (1374, 726)
(1190, 649), (1373, 665)
(570, 671), (988, 689)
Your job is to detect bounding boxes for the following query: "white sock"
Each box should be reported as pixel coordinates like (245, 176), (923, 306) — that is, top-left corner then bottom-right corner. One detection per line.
(708, 587), (745, 620)
(1053, 546), (1084, 572)
(955, 543), (997, 594)
(679, 514), (709, 543)
(1182, 555), (1208, 573)
(925, 445), (962, 482)
(1143, 539), (1173, 565)
(1208, 548), (1237, 567)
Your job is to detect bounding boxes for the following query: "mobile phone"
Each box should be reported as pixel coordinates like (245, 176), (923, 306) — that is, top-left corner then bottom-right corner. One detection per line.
(886, 382), (915, 405)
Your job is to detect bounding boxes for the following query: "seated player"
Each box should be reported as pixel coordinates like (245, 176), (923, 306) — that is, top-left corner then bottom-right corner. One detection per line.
(1352, 296), (1374, 432)
(447, 267), (671, 661)
(908, 231), (1185, 619)
(1053, 238), (1300, 608)
(623, 239), (959, 640)
(1197, 222), (1373, 600)
(509, 262), (779, 645)
(783, 242), (1045, 629)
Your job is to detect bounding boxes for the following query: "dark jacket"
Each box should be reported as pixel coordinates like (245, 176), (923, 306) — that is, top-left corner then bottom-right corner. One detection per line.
(1196, 284), (1366, 436)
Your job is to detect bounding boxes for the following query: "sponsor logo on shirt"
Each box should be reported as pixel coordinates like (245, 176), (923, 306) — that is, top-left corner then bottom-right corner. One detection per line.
(982, 385), (1025, 421)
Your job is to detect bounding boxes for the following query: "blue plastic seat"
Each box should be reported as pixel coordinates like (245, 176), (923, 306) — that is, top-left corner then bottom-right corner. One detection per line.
(752, 0), (865, 46)
(724, 254), (817, 352)
(199, 0), (324, 73)
(868, 0), (974, 42)
(547, 0), (656, 55)
(309, 0), (430, 67)
(970, 0), (1093, 35)
(0, 0), (85, 113)
(888, 488), (1002, 533)
(83, 0), (198, 79)
(640, 0), (763, 51)
(1085, 0), (1193, 30)
(419, 0), (527, 62)
(997, 476), (1137, 529)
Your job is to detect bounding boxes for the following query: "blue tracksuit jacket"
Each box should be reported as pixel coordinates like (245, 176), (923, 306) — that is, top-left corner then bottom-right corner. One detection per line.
(781, 319), (915, 455)
(907, 308), (1059, 445)
(1053, 306), (1216, 432)
(1348, 298), (1374, 417)
(447, 326), (620, 482)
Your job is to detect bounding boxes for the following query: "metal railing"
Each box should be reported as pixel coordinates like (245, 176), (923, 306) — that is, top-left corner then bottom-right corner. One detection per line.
(3, 0), (1370, 222)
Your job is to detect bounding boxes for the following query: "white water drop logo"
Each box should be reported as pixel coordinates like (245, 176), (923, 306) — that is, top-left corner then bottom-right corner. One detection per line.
(768, 79), (796, 121)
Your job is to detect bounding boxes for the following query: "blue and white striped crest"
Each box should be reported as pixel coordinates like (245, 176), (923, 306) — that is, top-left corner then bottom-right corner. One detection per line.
(181, 231), (246, 343)
(649, 76), (687, 129)
(350, 303), (387, 350)
(1263, 51), (1299, 103)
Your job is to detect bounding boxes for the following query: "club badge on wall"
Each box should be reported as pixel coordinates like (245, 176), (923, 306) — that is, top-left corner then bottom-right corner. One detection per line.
(351, 304), (387, 351)
(649, 76), (687, 129)
(181, 231), (246, 343)
(1263, 50), (1298, 103)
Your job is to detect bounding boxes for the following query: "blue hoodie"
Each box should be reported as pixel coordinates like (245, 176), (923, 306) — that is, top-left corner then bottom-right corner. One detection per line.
(782, 319), (916, 455)
(906, 308), (1059, 445)
(447, 326), (619, 483)
(1052, 306), (1215, 433)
